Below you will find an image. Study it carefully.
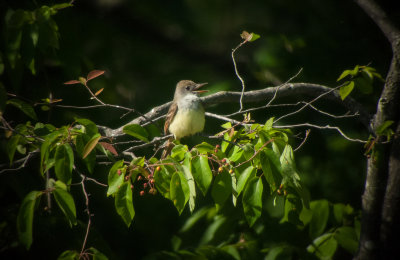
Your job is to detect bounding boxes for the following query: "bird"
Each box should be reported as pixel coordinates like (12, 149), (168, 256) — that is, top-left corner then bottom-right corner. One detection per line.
(162, 80), (208, 157)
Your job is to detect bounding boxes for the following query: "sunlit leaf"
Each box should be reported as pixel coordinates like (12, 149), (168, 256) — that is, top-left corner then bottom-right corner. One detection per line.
(106, 160), (124, 196)
(170, 172), (190, 215)
(54, 144), (74, 184)
(211, 171), (232, 210)
(339, 81), (355, 100)
(123, 124), (149, 142)
(192, 155), (212, 196)
(171, 144), (188, 161)
(307, 233), (337, 259)
(243, 177), (263, 226)
(334, 226), (358, 254)
(236, 165), (256, 196)
(53, 187), (77, 227)
(115, 181), (134, 227)
(17, 190), (42, 250)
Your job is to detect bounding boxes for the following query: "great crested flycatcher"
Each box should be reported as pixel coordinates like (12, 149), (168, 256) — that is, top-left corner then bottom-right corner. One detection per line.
(162, 80), (208, 157)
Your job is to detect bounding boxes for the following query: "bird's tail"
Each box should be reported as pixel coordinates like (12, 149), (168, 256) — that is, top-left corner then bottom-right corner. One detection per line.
(161, 137), (175, 159)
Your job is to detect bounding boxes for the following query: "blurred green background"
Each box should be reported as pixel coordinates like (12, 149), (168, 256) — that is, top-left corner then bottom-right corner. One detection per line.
(1, 0), (398, 259)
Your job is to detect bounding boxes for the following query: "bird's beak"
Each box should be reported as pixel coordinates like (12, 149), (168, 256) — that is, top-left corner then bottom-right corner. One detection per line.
(193, 82), (208, 93)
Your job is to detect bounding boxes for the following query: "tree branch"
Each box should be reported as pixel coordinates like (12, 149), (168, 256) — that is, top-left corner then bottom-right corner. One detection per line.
(103, 83), (371, 138)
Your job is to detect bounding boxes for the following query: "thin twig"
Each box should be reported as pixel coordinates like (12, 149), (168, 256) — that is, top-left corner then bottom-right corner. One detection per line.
(79, 173), (91, 258)
(234, 139), (274, 168)
(123, 135), (172, 153)
(275, 123), (367, 143)
(231, 39), (248, 112)
(294, 129), (311, 151)
(0, 150), (38, 174)
(275, 84), (342, 123)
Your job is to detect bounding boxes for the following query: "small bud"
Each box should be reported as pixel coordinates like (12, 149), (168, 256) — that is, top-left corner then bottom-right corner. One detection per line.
(149, 188), (155, 194)
(137, 176), (142, 181)
(140, 190), (145, 196)
(218, 167), (223, 173)
(284, 190), (288, 196)
(221, 158), (226, 163)
(144, 183), (148, 188)
(279, 184), (284, 190)
(277, 189), (282, 195)
(125, 176), (129, 181)
(117, 169), (121, 176)
(150, 179), (155, 184)
(118, 185), (121, 189)
(156, 166), (161, 172)
(130, 184), (134, 189)
(229, 169), (234, 174)
(216, 144), (220, 149)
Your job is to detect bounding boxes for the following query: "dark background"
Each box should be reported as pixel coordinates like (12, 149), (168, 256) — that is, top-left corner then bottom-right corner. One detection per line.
(1, 0), (398, 259)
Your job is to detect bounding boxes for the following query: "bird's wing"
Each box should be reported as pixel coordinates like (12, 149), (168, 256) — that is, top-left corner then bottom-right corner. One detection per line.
(164, 102), (178, 135)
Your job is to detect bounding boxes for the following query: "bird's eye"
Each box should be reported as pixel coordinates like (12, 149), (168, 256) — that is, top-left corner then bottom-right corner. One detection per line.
(185, 86), (190, 90)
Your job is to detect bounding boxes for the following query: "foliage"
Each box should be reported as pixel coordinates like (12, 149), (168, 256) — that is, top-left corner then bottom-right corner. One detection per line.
(1, 1), (396, 260)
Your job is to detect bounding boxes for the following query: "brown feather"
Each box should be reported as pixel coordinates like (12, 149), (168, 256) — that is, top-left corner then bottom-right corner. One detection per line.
(164, 102), (178, 135)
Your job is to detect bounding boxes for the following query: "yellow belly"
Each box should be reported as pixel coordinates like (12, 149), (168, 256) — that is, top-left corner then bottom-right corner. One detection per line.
(169, 109), (205, 139)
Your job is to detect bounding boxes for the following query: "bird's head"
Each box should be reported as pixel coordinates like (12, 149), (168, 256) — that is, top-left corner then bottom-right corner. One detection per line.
(174, 80), (208, 100)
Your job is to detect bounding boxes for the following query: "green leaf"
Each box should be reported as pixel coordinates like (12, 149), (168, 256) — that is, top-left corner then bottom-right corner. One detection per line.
(87, 247), (108, 260)
(228, 145), (244, 162)
(307, 233), (338, 259)
(115, 181), (135, 227)
(54, 144), (74, 184)
(192, 155), (213, 196)
(376, 120), (394, 135)
(249, 32), (260, 42)
(53, 187), (77, 227)
(260, 151), (281, 191)
(107, 160), (125, 196)
(211, 171), (232, 209)
(6, 98), (37, 120)
(154, 163), (173, 199)
(236, 165), (256, 196)
(75, 133), (96, 174)
(40, 130), (61, 174)
(75, 118), (98, 136)
(339, 81), (355, 100)
(243, 177), (263, 226)
(195, 142), (215, 154)
(6, 134), (21, 164)
(82, 133), (101, 159)
(280, 145), (300, 186)
(57, 250), (80, 260)
(123, 124), (149, 142)
(309, 200), (330, 239)
(171, 144), (188, 161)
(337, 69), (353, 82)
(17, 190), (42, 250)
(334, 226), (358, 254)
(182, 163), (196, 213)
(170, 172), (190, 215)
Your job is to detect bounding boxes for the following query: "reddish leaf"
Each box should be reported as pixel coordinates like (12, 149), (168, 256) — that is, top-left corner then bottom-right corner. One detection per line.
(87, 70), (105, 81)
(64, 80), (81, 85)
(99, 142), (118, 156)
(94, 88), (104, 96)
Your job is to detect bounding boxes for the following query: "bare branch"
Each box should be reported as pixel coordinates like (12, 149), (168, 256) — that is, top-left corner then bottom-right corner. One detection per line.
(231, 39), (248, 112)
(106, 83), (371, 138)
(275, 123), (367, 143)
